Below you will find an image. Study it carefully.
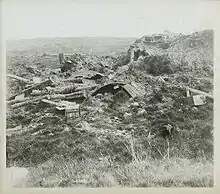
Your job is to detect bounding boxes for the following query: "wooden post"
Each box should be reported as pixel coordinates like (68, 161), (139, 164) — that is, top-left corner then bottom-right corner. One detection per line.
(186, 87), (190, 97)
(59, 53), (65, 64)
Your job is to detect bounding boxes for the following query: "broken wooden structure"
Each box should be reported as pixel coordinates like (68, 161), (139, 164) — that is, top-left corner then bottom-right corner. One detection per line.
(59, 53), (75, 72)
(8, 78), (54, 100)
(41, 99), (81, 122)
(129, 46), (147, 62)
(184, 87), (213, 106)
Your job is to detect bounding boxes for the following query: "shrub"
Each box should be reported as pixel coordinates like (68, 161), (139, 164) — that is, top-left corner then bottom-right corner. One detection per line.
(113, 53), (130, 71)
(139, 55), (174, 76)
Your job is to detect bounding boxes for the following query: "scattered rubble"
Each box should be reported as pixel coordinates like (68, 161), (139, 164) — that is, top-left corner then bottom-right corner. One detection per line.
(7, 55), (213, 126)
(6, 30), (214, 168)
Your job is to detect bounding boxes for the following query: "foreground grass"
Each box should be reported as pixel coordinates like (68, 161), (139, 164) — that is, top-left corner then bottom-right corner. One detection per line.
(25, 156), (213, 187)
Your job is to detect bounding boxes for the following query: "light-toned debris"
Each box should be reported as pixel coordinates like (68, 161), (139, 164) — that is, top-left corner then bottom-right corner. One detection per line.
(22, 79), (54, 95)
(80, 121), (92, 132)
(192, 95), (206, 106)
(57, 101), (77, 109)
(7, 74), (33, 84)
(8, 78), (54, 100)
(121, 82), (145, 98)
(184, 87), (212, 106)
(11, 95), (47, 108)
(32, 77), (42, 83)
(15, 93), (25, 101)
(65, 105), (81, 122)
(41, 99), (81, 120)
(186, 87), (190, 97)
(46, 85), (76, 94)
(156, 76), (166, 83)
(7, 97), (30, 105)
(188, 87), (213, 100)
(62, 78), (83, 83)
(6, 125), (22, 133)
(75, 84), (97, 92)
(137, 109), (146, 116)
(41, 99), (58, 106)
(131, 102), (139, 107)
(124, 112), (132, 121)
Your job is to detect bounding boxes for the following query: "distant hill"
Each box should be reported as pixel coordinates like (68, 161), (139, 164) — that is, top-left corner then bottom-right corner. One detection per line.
(6, 37), (136, 56)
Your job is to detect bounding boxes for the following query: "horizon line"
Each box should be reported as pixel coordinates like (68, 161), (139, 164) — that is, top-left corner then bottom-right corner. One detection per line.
(6, 28), (213, 42)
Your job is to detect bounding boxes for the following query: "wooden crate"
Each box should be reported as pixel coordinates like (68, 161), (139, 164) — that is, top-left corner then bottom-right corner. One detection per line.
(65, 105), (80, 122)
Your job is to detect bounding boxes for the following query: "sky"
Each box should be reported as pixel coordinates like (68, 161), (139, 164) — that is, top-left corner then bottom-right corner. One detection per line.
(2, 0), (218, 40)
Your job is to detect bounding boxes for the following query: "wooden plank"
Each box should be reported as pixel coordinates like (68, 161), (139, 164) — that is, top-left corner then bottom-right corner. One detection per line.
(7, 74), (32, 84)
(62, 78), (83, 83)
(8, 78), (53, 100)
(47, 85), (76, 94)
(188, 87), (213, 99)
(7, 97), (30, 105)
(75, 85), (97, 92)
(21, 79), (53, 95)
(41, 99), (58, 106)
(11, 95), (47, 108)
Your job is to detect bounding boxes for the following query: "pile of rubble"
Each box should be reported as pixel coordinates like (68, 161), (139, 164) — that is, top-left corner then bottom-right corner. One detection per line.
(6, 30), (214, 166)
(6, 53), (148, 133)
(6, 52), (213, 137)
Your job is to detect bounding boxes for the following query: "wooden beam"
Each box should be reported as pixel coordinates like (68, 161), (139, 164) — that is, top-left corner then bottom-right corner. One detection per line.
(8, 78), (53, 100)
(7, 97), (30, 105)
(11, 95), (47, 108)
(41, 99), (58, 106)
(188, 87), (213, 100)
(7, 74), (32, 84)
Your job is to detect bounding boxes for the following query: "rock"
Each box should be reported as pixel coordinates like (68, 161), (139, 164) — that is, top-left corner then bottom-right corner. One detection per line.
(97, 108), (104, 114)
(129, 98), (134, 102)
(131, 102), (139, 107)
(111, 116), (120, 122)
(108, 74), (115, 79)
(192, 106), (198, 112)
(124, 112), (132, 120)
(126, 124), (135, 131)
(33, 77), (42, 83)
(137, 109), (146, 116)
(15, 93), (25, 101)
(63, 126), (71, 132)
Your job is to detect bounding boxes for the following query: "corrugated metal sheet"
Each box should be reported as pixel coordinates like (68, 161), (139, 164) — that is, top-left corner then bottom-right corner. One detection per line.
(91, 81), (145, 98)
(122, 82), (145, 98)
(91, 82), (126, 96)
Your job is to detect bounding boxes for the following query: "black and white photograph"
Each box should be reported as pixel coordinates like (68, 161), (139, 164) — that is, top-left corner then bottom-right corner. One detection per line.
(2, 0), (217, 189)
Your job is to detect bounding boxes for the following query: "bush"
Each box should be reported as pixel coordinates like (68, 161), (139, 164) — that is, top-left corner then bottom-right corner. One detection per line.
(139, 55), (174, 76)
(113, 53), (130, 71)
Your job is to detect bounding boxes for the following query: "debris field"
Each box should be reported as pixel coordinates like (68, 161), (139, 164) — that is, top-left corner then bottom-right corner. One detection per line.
(6, 30), (213, 175)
